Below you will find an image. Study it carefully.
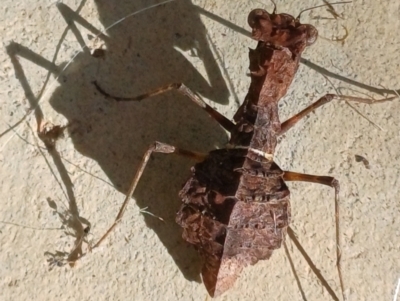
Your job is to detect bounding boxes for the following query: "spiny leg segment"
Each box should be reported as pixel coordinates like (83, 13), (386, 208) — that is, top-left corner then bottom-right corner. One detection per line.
(93, 81), (235, 132)
(280, 93), (395, 135)
(92, 141), (206, 250)
(283, 171), (342, 300)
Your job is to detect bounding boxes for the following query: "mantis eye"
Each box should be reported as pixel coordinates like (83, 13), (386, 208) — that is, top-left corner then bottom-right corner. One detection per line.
(304, 24), (318, 46)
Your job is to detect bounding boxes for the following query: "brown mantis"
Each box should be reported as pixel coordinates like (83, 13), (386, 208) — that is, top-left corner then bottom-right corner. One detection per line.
(91, 2), (394, 299)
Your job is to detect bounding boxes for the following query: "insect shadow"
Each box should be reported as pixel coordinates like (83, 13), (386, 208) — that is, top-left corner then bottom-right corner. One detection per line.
(46, 0), (230, 282)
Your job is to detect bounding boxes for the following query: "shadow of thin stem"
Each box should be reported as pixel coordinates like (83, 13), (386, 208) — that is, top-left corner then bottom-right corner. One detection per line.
(283, 240), (308, 301)
(288, 227), (339, 301)
(0, 220), (61, 231)
(300, 58), (398, 96)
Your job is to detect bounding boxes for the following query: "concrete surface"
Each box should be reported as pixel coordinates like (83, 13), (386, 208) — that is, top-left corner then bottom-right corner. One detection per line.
(1, 0), (399, 300)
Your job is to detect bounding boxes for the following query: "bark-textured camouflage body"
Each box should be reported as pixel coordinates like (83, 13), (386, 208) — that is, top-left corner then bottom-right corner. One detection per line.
(176, 9), (318, 297)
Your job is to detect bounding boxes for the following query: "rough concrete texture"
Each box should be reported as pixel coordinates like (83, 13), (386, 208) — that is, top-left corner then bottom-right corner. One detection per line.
(1, 0), (399, 300)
